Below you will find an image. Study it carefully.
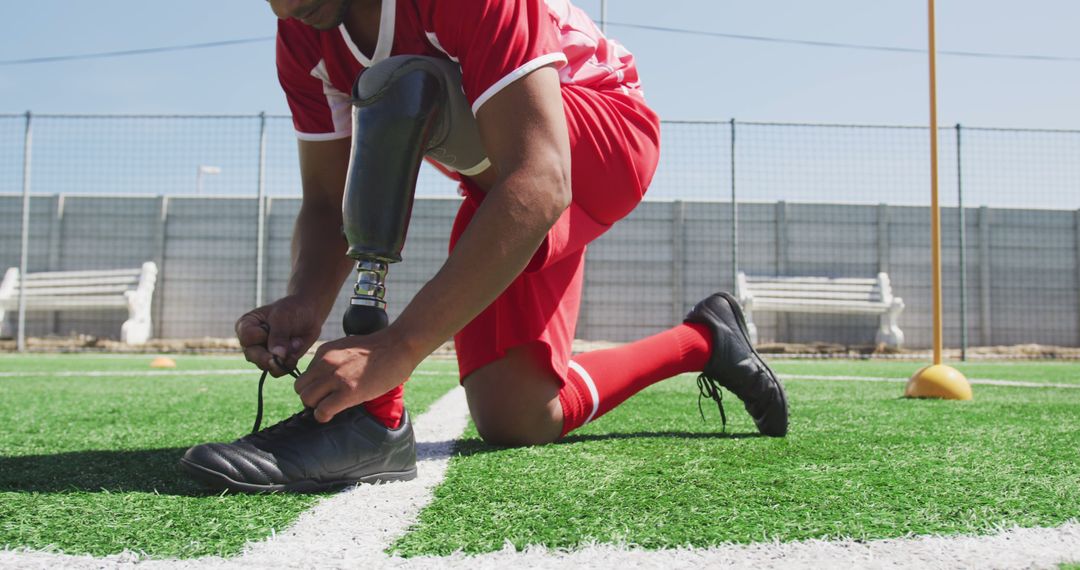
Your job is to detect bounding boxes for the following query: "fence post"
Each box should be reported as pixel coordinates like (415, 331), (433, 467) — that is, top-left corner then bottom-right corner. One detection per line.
(956, 124), (967, 359)
(730, 118), (738, 291)
(153, 196), (170, 339)
(775, 200), (789, 341)
(978, 206), (992, 346)
(264, 196), (275, 303)
(672, 200), (685, 323)
(877, 203), (890, 274)
(46, 195), (63, 271)
(16, 111), (33, 353)
(46, 195), (64, 335)
(775, 200), (788, 275)
(255, 112), (268, 308)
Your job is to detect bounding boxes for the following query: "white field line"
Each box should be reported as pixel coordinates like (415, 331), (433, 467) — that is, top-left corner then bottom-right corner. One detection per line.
(0, 369), (447, 378)
(782, 373), (1080, 390)
(402, 524), (1080, 570)
(223, 384), (473, 569)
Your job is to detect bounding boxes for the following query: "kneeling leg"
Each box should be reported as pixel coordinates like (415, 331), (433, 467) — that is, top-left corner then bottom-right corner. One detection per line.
(462, 344), (564, 447)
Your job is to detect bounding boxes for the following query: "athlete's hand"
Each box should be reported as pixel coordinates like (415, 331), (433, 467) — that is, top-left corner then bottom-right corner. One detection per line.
(293, 329), (417, 423)
(236, 295), (323, 376)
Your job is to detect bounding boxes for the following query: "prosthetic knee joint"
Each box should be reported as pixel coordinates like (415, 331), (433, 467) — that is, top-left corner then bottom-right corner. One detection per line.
(341, 56), (488, 336)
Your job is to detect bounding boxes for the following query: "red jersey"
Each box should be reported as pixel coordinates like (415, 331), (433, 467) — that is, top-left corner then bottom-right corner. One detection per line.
(276, 0), (643, 140)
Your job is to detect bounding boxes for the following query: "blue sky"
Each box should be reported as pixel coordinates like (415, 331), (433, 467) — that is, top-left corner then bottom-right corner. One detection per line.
(1, 0), (1078, 129)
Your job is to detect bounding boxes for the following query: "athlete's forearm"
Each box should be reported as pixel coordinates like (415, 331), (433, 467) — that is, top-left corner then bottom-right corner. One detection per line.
(389, 167), (570, 362)
(287, 198), (355, 320)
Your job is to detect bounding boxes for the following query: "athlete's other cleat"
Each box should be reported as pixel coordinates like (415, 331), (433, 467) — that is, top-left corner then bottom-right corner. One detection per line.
(684, 292), (789, 437)
(179, 406), (417, 493)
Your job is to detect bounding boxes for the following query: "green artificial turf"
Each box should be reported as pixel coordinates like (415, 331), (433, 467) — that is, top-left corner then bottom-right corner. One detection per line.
(0, 354), (460, 558)
(769, 359), (1080, 385)
(3, 355), (1078, 560)
(393, 361), (1080, 556)
(0, 353), (256, 373)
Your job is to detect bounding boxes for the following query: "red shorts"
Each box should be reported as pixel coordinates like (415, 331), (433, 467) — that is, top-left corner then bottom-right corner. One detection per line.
(451, 85), (661, 382)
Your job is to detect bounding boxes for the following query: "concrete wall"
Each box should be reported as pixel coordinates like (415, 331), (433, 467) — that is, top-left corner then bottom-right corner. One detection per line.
(2, 194), (1078, 348)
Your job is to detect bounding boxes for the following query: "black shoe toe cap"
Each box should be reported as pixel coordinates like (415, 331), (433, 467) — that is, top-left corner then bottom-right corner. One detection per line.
(181, 442), (285, 487)
(745, 386), (789, 437)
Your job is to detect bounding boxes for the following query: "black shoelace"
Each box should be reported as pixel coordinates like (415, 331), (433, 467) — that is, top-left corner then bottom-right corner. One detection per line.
(696, 373), (728, 432)
(252, 355), (302, 434)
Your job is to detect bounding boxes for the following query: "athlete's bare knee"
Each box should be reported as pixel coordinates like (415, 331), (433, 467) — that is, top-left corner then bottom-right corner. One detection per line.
(473, 410), (558, 447)
(463, 345), (564, 447)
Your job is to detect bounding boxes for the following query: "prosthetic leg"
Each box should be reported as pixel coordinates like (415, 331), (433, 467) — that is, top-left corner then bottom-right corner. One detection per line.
(341, 56), (489, 336)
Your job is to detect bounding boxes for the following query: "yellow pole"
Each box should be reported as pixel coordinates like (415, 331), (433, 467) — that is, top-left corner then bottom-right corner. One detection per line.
(904, 0), (972, 400)
(927, 0), (943, 365)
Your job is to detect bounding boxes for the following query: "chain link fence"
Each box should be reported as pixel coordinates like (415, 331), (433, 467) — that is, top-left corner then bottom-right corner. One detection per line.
(1, 113), (1078, 353)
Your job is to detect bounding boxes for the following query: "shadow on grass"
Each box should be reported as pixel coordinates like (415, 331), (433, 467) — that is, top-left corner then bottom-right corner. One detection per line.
(0, 447), (213, 496)
(452, 430), (763, 457)
(560, 430), (764, 443)
(1, 432), (765, 494)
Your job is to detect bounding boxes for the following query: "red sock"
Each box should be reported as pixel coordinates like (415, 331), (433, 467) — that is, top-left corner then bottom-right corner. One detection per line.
(363, 384), (405, 429)
(557, 323), (711, 436)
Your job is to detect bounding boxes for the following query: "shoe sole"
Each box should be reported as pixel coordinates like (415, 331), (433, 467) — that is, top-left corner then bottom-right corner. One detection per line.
(715, 291), (789, 437)
(178, 457), (418, 494)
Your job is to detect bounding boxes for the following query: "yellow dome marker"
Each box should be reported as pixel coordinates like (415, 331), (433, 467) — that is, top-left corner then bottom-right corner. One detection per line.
(906, 0), (973, 401)
(906, 364), (972, 400)
(150, 356), (177, 369)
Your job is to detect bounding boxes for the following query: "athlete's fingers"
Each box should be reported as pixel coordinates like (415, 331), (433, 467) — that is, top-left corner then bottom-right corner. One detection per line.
(267, 325), (292, 362)
(294, 341), (335, 393)
(236, 312), (287, 374)
(275, 336), (312, 372)
(244, 345), (288, 376)
(313, 390), (355, 424)
(242, 344), (268, 367)
(235, 311), (269, 349)
(293, 360), (324, 395)
(298, 379), (335, 410)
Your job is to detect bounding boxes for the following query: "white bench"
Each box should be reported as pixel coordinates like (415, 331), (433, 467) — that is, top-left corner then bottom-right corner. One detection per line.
(0, 262), (158, 345)
(735, 271), (905, 348)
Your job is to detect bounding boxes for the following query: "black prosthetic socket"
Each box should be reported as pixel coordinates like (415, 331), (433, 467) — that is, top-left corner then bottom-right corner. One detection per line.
(342, 61), (447, 263)
(343, 304), (390, 336)
(341, 57), (452, 337)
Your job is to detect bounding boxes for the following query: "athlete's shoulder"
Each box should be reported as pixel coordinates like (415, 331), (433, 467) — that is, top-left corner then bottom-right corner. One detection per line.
(276, 18), (324, 71)
(277, 17), (321, 46)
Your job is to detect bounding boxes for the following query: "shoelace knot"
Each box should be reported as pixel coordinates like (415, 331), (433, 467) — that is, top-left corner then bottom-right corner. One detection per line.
(252, 355), (302, 434)
(696, 373), (728, 432)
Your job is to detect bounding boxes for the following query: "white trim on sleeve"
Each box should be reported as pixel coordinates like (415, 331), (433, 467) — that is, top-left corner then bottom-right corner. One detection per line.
(424, 32), (459, 63)
(309, 59), (352, 135)
(470, 52), (568, 116)
(456, 157), (491, 177)
(295, 130), (352, 141)
(567, 360), (601, 425)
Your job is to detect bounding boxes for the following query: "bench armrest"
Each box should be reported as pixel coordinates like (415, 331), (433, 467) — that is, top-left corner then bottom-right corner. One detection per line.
(0, 268), (18, 302)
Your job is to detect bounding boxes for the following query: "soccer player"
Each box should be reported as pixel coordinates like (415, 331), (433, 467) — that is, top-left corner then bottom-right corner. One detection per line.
(180, 0), (788, 493)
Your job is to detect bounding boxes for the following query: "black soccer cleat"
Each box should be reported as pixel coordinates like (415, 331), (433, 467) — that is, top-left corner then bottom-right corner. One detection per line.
(684, 292), (789, 437)
(180, 406), (417, 493)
